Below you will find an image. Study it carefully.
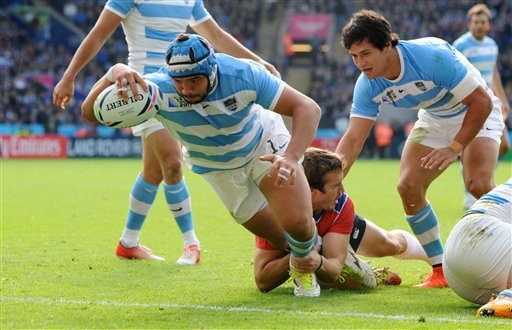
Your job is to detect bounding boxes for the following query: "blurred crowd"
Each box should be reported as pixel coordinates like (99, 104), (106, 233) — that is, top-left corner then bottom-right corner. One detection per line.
(307, 0), (512, 128)
(2, 0), (511, 153)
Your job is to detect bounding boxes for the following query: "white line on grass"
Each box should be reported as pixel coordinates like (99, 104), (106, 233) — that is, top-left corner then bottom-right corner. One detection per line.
(1, 296), (508, 325)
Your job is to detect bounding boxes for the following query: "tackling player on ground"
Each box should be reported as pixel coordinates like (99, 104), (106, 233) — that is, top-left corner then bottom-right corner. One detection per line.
(254, 147), (429, 292)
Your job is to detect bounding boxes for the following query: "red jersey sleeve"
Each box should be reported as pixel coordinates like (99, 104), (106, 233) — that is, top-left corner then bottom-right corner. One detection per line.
(315, 193), (355, 236)
(255, 236), (278, 250)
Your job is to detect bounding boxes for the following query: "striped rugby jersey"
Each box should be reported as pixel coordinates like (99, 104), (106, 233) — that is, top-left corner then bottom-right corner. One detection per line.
(351, 37), (495, 120)
(106, 0), (211, 75)
(147, 55), (285, 174)
(453, 32), (498, 88)
(467, 178), (512, 221)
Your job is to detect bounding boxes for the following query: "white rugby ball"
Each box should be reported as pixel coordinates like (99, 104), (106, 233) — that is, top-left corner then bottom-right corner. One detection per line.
(93, 80), (162, 128)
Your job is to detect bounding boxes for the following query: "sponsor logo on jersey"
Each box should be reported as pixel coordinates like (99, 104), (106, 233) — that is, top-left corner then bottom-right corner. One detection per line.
(223, 97), (238, 111)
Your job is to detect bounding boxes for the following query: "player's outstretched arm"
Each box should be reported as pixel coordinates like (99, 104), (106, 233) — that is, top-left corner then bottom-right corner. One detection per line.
(53, 9), (122, 109)
(335, 117), (374, 177)
(193, 18), (280, 78)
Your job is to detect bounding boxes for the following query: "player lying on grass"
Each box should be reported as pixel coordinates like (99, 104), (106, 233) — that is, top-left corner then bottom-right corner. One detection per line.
(444, 177), (512, 309)
(254, 147), (429, 292)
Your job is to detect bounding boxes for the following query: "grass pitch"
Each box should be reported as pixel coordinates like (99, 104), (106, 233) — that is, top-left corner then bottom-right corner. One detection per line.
(1, 158), (511, 329)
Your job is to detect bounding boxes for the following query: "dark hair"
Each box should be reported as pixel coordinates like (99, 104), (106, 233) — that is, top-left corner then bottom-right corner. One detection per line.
(342, 9), (399, 50)
(302, 147), (344, 192)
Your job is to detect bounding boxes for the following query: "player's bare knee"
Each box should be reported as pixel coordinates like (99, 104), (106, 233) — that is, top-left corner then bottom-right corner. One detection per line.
(397, 180), (421, 205)
(161, 155), (183, 181)
(142, 165), (164, 184)
(467, 179), (494, 199)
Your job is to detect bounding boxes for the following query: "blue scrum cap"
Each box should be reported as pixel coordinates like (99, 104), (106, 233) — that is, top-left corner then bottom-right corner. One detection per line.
(165, 33), (217, 88)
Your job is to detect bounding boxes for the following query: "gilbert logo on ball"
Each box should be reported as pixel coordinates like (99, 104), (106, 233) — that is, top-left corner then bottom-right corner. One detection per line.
(93, 80), (162, 128)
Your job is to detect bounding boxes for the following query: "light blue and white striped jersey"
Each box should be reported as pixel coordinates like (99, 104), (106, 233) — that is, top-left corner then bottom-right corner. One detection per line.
(453, 32), (498, 88)
(467, 178), (512, 221)
(351, 38), (490, 120)
(147, 54), (285, 174)
(105, 0), (211, 75)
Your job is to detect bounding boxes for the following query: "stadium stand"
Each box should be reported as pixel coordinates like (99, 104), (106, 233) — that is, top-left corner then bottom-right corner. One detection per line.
(2, 0), (511, 158)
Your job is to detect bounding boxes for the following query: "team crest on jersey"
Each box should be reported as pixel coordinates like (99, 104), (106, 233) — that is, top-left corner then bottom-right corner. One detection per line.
(415, 82), (427, 91)
(223, 97), (238, 111)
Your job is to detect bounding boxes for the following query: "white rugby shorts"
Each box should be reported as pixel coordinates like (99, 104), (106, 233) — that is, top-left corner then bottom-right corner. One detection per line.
(408, 97), (504, 148)
(202, 112), (291, 224)
(131, 118), (165, 138)
(443, 213), (512, 304)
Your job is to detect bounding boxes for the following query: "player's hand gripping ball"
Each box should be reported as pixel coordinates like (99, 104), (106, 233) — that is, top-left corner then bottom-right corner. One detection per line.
(93, 80), (162, 128)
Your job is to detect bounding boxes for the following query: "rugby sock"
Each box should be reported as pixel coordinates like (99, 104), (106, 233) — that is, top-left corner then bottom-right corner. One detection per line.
(392, 229), (429, 262)
(284, 225), (317, 258)
(121, 173), (158, 248)
(163, 179), (199, 248)
(405, 203), (443, 266)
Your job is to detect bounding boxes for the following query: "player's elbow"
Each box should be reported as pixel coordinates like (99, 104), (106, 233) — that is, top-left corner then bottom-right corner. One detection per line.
(482, 93), (493, 116)
(81, 100), (97, 123)
(254, 277), (277, 293)
(308, 99), (322, 125)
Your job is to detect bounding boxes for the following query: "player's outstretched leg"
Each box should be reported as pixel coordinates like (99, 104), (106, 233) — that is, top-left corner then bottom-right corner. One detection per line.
(340, 246), (378, 289)
(163, 179), (200, 265)
(116, 173), (164, 261)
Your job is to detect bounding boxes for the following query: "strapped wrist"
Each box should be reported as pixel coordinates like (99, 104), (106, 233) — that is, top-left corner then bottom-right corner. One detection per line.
(449, 140), (463, 154)
(315, 256), (323, 273)
(105, 66), (115, 83)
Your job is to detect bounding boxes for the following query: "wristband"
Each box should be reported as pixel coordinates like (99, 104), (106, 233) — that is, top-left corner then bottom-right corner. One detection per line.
(105, 66), (115, 83)
(315, 256), (323, 273)
(449, 140), (463, 154)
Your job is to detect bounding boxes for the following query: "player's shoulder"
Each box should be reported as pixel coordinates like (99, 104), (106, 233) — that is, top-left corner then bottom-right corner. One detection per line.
(400, 37), (452, 54)
(217, 54), (266, 76)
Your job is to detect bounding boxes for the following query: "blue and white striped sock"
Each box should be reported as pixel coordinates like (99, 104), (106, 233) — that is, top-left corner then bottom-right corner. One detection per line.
(405, 202), (443, 266)
(121, 173), (158, 248)
(285, 225), (317, 258)
(163, 178), (199, 248)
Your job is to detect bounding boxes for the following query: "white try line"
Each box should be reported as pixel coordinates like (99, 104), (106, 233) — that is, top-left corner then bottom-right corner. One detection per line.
(1, 296), (509, 325)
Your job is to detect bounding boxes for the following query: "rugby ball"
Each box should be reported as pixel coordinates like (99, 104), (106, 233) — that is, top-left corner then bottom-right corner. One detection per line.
(93, 80), (162, 128)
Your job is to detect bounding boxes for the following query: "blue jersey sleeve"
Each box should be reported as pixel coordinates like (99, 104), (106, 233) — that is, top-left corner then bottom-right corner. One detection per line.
(351, 74), (379, 119)
(431, 43), (469, 91)
(246, 61), (284, 110)
(190, 0), (211, 26)
(105, 0), (135, 18)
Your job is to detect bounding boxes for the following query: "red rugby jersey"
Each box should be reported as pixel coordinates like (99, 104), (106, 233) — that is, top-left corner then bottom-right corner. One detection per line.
(255, 193), (355, 250)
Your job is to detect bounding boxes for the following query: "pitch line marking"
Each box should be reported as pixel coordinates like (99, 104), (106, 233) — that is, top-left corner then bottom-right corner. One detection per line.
(1, 296), (508, 325)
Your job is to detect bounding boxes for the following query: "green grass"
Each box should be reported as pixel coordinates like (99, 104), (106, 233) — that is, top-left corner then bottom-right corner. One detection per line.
(1, 158), (511, 329)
